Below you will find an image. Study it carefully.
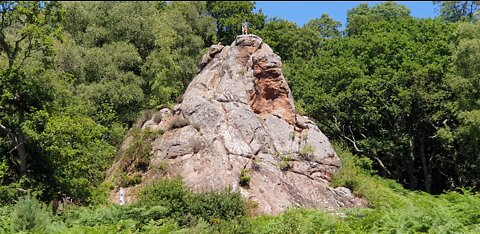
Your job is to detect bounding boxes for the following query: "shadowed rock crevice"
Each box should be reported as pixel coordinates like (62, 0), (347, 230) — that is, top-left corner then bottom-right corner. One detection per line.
(108, 34), (367, 214)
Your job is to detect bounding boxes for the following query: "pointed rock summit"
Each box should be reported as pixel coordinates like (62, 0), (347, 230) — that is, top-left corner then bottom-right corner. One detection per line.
(110, 35), (366, 214)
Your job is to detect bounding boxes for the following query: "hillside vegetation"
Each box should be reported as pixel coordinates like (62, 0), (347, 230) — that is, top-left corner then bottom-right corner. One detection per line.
(0, 143), (479, 233)
(0, 1), (479, 232)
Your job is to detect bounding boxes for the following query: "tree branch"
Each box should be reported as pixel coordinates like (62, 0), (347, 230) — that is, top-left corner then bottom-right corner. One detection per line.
(0, 34), (12, 59)
(8, 33), (28, 67)
(372, 155), (393, 177)
(343, 126), (363, 152)
(19, 36), (34, 68)
(8, 142), (23, 154)
(332, 115), (364, 152)
(0, 123), (16, 142)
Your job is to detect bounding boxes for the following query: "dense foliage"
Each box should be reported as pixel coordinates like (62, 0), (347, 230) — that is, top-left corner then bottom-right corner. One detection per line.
(283, 2), (480, 194)
(0, 1), (479, 232)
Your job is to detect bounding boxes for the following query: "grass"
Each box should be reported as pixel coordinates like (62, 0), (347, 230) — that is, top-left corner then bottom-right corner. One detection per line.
(299, 143), (314, 160)
(277, 154), (292, 171)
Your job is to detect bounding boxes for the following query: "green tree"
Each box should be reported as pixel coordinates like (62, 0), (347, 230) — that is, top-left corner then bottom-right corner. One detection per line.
(259, 17), (324, 61)
(286, 11), (457, 193)
(434, 1), (480, 22)
(60, 1), (157, 125)
(304, 14), (342, 38)
(0, 1), (63, 176)
(207, 1), (266, 44)
(61, 1), (163, 59)
(33, 115), (115, 203)
(346, 2), (411, 36)
(76, 42), (145, 125)
(259, 17), (299, 60)
(438, 21), (480, 190)
(62, 1), (215, 114)
(143, 1), (216, 107)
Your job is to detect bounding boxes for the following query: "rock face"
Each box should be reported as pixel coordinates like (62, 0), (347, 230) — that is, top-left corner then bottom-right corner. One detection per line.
(109, 35), (366, 214)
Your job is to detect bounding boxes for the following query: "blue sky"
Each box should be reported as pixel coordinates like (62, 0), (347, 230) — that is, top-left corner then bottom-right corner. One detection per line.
(254, 1), (439, 29)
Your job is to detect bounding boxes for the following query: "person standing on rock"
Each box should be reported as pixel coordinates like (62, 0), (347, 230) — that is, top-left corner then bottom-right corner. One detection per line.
(242, 21), (248, 35)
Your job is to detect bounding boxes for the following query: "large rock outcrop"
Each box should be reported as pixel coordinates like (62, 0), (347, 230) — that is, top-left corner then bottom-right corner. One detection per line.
(109, 35), (366, 214)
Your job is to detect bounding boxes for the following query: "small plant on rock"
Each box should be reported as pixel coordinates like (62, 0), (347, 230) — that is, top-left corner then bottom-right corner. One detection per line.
(301, 132), (309, 143)
(176, 94), (184, 103)
(150, 160), (169, 175)
(192, 139), (204, 153)
(119, 173), (142, 187)
(236, 68), (246, 76)
(133, 109), (157, 128)
(278, 155), (292, 171)
(169, 115), (190, 129)
(157, 161), (169, 171)
(239, 169), (251, 187)
(289, 131), (296, 141)
(299, 144), (315, 160)
(152, 112), (163, 123)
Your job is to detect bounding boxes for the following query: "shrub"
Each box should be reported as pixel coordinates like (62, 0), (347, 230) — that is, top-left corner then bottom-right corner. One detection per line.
(141, 127), (164, 138)
(136, 178), (247, 226)
(123, 138), (151, 172)
(112, 128), (163, 188)
(119, 173), (142, 187)
(133, 109), (157, 129)
(176, 94), (184, 103)
(278, 155), (291, 171)
(239, 169), (251, 187)
(122, 128), (161, 173)
(0, 205), (13, 233)
(0, 185), (18, 206)
(155, 161), (169, 172)
(169, 115), (190, 129)
(12, 194), (52, 232)
(330, 141), (405, 208)
(137, 177), (188, 221)
(187, 191), (247, 224)
(192, 139), (204, 153)
(152, 111), (163, 123)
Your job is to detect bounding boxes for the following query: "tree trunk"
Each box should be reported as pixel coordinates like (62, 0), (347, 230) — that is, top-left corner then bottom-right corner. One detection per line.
(17, 132), (28, 175)
(408, 137), (417, 190)
(17, 110), (28, 176)
(420, 131), (431, 193)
